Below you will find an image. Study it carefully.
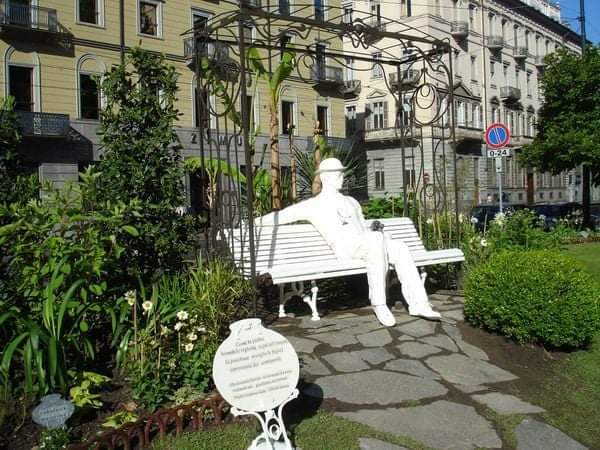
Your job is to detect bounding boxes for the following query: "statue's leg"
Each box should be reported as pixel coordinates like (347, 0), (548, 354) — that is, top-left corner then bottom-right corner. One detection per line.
(385, 238), (441, 319)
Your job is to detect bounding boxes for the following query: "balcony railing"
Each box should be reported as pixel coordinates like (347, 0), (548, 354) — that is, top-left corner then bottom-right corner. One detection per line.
(183, 37), (229, 61)
(241, 0), (261, 7)
(364, 126), (421, 142)
(389, 69), (421, 88)
(500, 86), (521, 101)
(514, 46), (528, 60)
(455, 126), (484, 141)
(341, 79), (361, 96)
(311, 64), (344, 84)
(16, 111), (70, 137)
(487, 36), (504, 50)
(0, 2), (58, 32)
(450, 21), (469, 39)
(367, 18), (386, 30)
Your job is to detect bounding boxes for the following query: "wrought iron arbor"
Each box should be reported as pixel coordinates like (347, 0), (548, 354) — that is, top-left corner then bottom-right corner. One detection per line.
(182, 1), (459, 275)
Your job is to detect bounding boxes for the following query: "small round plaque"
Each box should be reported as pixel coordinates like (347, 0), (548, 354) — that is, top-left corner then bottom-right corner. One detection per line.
(213, 318), (299, 413)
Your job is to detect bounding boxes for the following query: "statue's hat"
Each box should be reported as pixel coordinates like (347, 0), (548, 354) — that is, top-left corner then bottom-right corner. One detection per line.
(316, 158), (346, 174)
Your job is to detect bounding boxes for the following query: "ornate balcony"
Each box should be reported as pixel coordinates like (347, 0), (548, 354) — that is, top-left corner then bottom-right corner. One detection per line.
(514, 46), (528, 61)
(500, 86), (521, 102)
(450, 21), (469, 39)
(311, 64), (344, 85)
(511, 135), (534, 146)
(16, 111), (70, 138)
(455, 126), (484, 142)
(367, 18), (386, 31)
(487, 36), (504, 50)
(183, 37), (229, 61)
(241, 0), (261, 8)
(0, 2), (58, 33)
(389, 69), (421, 90)
(341, 79), (361, 97)
(364, 126), (421, 142)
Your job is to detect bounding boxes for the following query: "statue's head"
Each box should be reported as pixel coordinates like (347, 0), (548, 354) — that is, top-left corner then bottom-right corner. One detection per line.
(317, 158), (346, 191)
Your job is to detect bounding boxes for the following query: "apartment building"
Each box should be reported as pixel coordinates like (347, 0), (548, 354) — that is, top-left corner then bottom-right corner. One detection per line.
(1, 0), (346, 209)
(343, 0), (583, 210)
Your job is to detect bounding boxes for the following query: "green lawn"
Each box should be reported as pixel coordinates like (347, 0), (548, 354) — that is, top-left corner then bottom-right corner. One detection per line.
(151, 410), (431, 450)
(530, 242), (600, 449)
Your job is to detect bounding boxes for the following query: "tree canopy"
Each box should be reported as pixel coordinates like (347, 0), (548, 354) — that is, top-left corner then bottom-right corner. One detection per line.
(519, 45), (600, 185)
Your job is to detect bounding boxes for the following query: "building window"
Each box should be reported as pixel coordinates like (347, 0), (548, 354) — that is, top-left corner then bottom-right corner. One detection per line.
(9, 66), (33, 112)
(281, 100), (295, 134)
(78, 0), (102, 25)
(400, 0), (411, 17)
(515, 68), (520, 90)
(79, 73), (100, 120)
(372, 101), (387, 129)
(370, 2), (381, 25)
(526, 71), (532, 97)
(279, 34), (292, 59)
(472, 104), (481, 128)
(470, 56), (477, 82)
(242, 22), (253, 44)
(317, 105), (328, 136)
(314, 0), (325, 21)
(346, 105), (356, 135)
(374, 158), (385, 190)
(490, 60), (495, 81)
(371, 52), (383, 78)
(194, 87), (211, 129)
(139, 1), (160, 37)
(404, 168), (416, 188)
(456, 101), (466, 127)
(469, 4), (476, 31)
(192, 9), (210, 31)
(279, 0), (290, 15)
(503, 63), (509, 84)
(343, 6), (353, 23)
(244, 95), (255, 132)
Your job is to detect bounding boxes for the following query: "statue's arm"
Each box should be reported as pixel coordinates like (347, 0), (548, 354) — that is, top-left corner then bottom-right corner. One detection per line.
(350, 197), (368, 232)
(255, 201), (311, 226)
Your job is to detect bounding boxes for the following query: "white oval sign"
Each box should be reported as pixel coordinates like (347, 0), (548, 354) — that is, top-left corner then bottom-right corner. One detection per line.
(213, 318), (299, 412)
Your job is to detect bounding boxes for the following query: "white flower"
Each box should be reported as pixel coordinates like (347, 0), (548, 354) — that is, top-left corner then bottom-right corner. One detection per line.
(142, 301), (153, 313)
(174, 322), (184, 331)
(160, 325), (169, 335)
(470, 216), (479, 224)
(176, 310), (189, 321)
(480, 239), (488, 247)
(196, 326), (206, 333)
(184, 343), (194, 352)
(187, 332), (198, 342)
(426, 218), (434, 225)
(124, 290), (136, 306)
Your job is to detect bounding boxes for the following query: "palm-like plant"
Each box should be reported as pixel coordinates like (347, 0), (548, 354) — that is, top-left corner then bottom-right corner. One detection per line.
(247, 47), (296, 211)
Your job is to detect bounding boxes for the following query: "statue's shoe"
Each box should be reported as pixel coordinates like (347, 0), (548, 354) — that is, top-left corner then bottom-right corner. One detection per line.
(409, 304), (442, 320)
(373, 305), (396, 327)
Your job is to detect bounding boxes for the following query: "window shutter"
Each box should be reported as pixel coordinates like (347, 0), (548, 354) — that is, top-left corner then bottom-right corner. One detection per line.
(365, 104), (372, 130)
(383, 101), (388, 128)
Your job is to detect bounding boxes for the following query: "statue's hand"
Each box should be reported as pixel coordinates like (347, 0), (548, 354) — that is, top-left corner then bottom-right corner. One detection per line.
(370, 220), (385, 232)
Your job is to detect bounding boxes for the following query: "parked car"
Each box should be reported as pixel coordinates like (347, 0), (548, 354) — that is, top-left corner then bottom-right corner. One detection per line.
(469, 204), (527, 231)
(590, 203), (600, 230)
(529, 202), (583, 230)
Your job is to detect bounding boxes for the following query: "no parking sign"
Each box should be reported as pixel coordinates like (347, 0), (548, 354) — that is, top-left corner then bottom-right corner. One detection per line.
(485, 123), (511, 149)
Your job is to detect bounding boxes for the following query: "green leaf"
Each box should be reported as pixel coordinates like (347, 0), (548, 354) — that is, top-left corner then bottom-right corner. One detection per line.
(79, 320), (89, 332)
(121, 225), (139, 236)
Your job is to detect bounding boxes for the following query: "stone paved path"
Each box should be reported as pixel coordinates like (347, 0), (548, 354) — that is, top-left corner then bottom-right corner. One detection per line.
(272, 292), (588, 450)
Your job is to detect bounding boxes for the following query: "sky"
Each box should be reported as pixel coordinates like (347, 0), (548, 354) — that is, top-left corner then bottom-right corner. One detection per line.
(559, 0), (600, 44)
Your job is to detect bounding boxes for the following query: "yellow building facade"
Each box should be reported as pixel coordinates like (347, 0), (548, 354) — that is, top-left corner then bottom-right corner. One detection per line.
(1, 0), (346, 199)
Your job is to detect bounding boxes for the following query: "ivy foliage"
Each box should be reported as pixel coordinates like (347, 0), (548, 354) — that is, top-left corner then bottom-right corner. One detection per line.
(519, 45), (600, 185)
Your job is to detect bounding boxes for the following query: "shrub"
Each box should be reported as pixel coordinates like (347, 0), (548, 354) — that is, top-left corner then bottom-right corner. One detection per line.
(464, 250), (600, 348)
(486, 210), (560, 251)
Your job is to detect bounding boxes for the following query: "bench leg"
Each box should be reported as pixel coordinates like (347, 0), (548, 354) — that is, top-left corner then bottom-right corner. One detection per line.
(279, 281), (306, 318)
(419, 269), (428, 286)
(303, 280), (320, 321)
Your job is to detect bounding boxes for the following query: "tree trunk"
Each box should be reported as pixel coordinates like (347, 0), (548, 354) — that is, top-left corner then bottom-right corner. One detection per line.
(270, 103), (281, 210)
(312, 122), (322, 196)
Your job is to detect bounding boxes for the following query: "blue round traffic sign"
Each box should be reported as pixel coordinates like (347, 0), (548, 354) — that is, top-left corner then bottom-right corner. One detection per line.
(485, 123), (510, 149)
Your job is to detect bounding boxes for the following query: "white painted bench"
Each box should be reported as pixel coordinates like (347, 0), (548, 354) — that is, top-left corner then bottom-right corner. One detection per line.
(225, 217), (465, 320)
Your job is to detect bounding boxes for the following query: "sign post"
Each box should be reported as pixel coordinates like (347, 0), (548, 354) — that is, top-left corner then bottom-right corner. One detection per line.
(213, 318), (300, 450)
(485, 123), (511, 214)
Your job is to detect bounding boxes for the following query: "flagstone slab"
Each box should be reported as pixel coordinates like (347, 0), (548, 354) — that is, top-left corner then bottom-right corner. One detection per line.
(286, 336), (320, 353)
(384, 359), (442, 380)
(443, 308), (465, 321)
(420, 335), (459, 352)
(338, 401), (502, 449)
(358, 438), (408, 450)
(425, 354), (518, 386)
(398, 342), (443, 359)
(454, 384), (489, 394)
(357, 329), (393, 347)
(455, 339), (490, 361)
(303, 370), (447, 405)
(322, 351), (370, 373)
(300, 355), (331, 376)
(515, 419), (587, 450)
(471, 392), (545, 415)
(397, 320), (438, 338)
(351, 348), (395, 366)
(309, 331), (358, 348)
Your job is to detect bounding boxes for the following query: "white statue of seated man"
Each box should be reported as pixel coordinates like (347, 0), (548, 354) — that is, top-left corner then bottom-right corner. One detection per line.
(256, 157), (441, 327)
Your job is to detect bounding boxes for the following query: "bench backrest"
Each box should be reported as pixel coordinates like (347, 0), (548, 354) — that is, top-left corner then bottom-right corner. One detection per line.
(226, 217), (426, 276)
